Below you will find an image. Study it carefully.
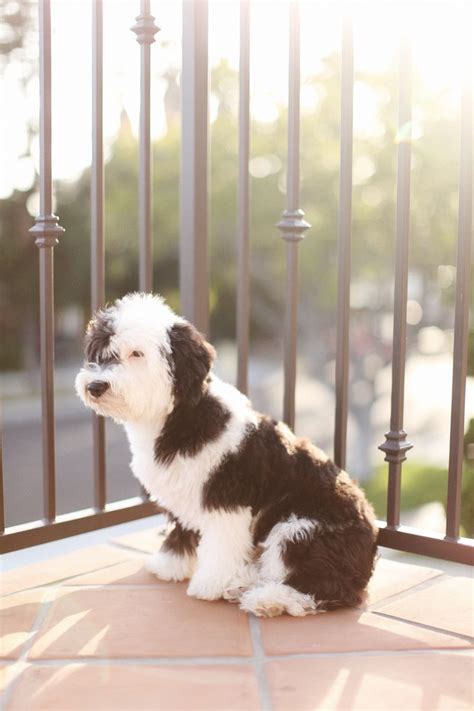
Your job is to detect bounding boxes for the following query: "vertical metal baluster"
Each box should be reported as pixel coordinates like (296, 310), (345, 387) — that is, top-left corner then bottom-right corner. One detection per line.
(132, 1), (159, 502)
(334, 17), (353, 470)
(0, 419), (4, 533)
(276, 0), (310, 429)
(91, 0), (106, 511)
(446, 39), (472, 540)
(132, 0), (159, 293)
(29, 0), (64, 524)
(378, 37), (413, 527)
(236, 0), (250, 394)
(180, 0), (209, 335)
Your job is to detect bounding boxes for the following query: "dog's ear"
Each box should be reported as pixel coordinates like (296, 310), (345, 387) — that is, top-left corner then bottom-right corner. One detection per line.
(84, 307), (115, 363)
(167, 322), (216, 404)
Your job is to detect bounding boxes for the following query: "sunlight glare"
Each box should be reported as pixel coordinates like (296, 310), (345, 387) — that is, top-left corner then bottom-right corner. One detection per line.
(0, 0), (469, 197)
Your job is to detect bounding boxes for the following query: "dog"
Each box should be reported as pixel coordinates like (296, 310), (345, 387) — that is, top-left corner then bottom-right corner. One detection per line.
(75, 292), (377, 617)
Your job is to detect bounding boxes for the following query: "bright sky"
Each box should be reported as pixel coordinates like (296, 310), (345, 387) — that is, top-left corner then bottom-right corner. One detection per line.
(0, 0), (470, 202)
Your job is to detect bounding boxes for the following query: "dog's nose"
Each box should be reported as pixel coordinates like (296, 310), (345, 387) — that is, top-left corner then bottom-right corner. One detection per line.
(86, 381), (110, 398)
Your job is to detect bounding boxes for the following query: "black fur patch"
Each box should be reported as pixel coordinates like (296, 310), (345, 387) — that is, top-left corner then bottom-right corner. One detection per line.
(202, 415), (377, 606)
(167, 322), (216, 405)
(162, 517), (200, 557)
(85, 309), (117, 364)
(154, 322), (228, 464)
(282, 522), (376, 609)
(154, 391), (230, 465)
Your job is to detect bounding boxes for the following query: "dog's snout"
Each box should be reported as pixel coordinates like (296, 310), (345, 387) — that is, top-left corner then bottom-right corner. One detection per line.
(86, 380), (110, 398)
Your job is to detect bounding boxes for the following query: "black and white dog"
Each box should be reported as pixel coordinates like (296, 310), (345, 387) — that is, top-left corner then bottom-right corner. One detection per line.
(76, 293), (377, 617)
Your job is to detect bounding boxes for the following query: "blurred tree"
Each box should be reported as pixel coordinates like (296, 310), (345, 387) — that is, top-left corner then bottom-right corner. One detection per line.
(1, 57), (465, 375)
(0, 0), (37, 369)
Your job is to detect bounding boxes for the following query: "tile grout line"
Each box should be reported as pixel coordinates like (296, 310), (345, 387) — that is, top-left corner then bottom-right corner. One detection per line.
(3, 581), (175, 597)
(369, 571), (448, 611)
(106, 524), (168, 557)
(248, 615), (273, 711)
(107, 541), (155, 556)
(0, 585), (57, 709)
(59, 583), (173, 590)
(370, 610), (474, 643)
(1, 560), (137, 599)
(14, 647), (473, 666)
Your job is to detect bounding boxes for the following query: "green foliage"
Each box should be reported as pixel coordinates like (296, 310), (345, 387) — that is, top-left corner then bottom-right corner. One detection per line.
(364, 455), (474, 538)
(0, 58), (465, 367)
(461, 419), (474, 537)
(363, 462), (448, 519)
(468, 331), (474, 377)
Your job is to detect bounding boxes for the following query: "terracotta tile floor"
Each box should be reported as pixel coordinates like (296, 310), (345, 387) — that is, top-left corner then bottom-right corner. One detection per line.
(1, 523), (473, 710)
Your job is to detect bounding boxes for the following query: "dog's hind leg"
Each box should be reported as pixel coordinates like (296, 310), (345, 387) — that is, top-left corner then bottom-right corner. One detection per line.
(235, 516), (317, 616)
(147, 518), (199, 582)
(242, 514), (373, 616)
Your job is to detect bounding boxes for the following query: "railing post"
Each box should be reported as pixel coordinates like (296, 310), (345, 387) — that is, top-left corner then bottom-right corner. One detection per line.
(29, 0), (65, 523)
(180, 0), (209, 335)
(131, 1), (159, 503)
(378, 36), (413, 527)
(131, 0), (159, 294)
(0, 419), (4, 533)
(236, 0), (251, 394)
(91, 0), (106, 511)
(445, 35), (472, 540)
(276, 0), (310, 429)
(334, 17), (354, 470)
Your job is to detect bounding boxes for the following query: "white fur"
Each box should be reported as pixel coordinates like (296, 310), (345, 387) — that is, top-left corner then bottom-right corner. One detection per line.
(147, 549), (196, 581)
(124, 377), (257, 532)
(125, 379), (257, 599)
(75, 294), (179, 423)
(240, 583), (317, 617)
(259, 515), (318, 584)
(187, 507), (254, 600)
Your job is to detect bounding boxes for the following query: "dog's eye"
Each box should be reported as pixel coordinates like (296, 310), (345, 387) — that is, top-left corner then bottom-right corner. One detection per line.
(131, 350), (144, 358)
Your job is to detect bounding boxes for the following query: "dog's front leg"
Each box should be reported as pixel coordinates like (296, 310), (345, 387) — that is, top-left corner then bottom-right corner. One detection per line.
(187, 509), (253, 601)
(147, 518), (199, 582)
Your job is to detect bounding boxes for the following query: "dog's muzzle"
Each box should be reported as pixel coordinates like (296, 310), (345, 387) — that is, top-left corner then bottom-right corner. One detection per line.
(86, 381), (110, 398)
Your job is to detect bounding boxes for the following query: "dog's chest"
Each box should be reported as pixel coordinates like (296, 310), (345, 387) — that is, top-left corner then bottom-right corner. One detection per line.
(124, 416), (248, 531)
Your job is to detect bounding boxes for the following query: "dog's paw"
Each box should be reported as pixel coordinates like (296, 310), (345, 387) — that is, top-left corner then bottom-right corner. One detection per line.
(239, 583), (318, 618)
(223, 585), (248, 603)
(187, 575), (226, 601)
(146, 550), (195, 582)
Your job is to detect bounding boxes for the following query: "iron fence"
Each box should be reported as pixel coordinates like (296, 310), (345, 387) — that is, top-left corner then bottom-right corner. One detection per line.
(0, 0), (472, 565)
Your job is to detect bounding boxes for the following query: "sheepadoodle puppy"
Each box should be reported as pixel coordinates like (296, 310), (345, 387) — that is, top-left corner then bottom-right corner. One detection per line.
(75, 293), (377, 617)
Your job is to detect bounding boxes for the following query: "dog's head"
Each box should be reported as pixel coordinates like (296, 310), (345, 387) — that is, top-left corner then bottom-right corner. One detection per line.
(75, 293), (216, 423)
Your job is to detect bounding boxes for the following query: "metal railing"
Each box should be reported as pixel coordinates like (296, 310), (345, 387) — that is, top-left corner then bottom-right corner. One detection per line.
(0, 0), (472, 565)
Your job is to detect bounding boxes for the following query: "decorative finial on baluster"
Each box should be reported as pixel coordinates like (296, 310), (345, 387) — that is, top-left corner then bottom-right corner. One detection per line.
(378, 429), (413, 464)
(29, 214), (65, 248)
(276, 209), (310, 243)
(131, 10), (159, 45)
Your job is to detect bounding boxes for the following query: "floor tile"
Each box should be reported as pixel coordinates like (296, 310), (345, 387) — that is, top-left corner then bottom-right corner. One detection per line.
(377, 575), (474, 637)
(266, 651), (474, 710)
(1, 546), (127, 597)
(110, 524), (169, 554)
(63, 558), (155, 586)
(260, 608), (473, 656)
(6, 664), (260, 710)
(0, 590), (49, 659)
(29, 585), (253, 658)
(0, 662), (29, 693)
(367, 557), (442, 606)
